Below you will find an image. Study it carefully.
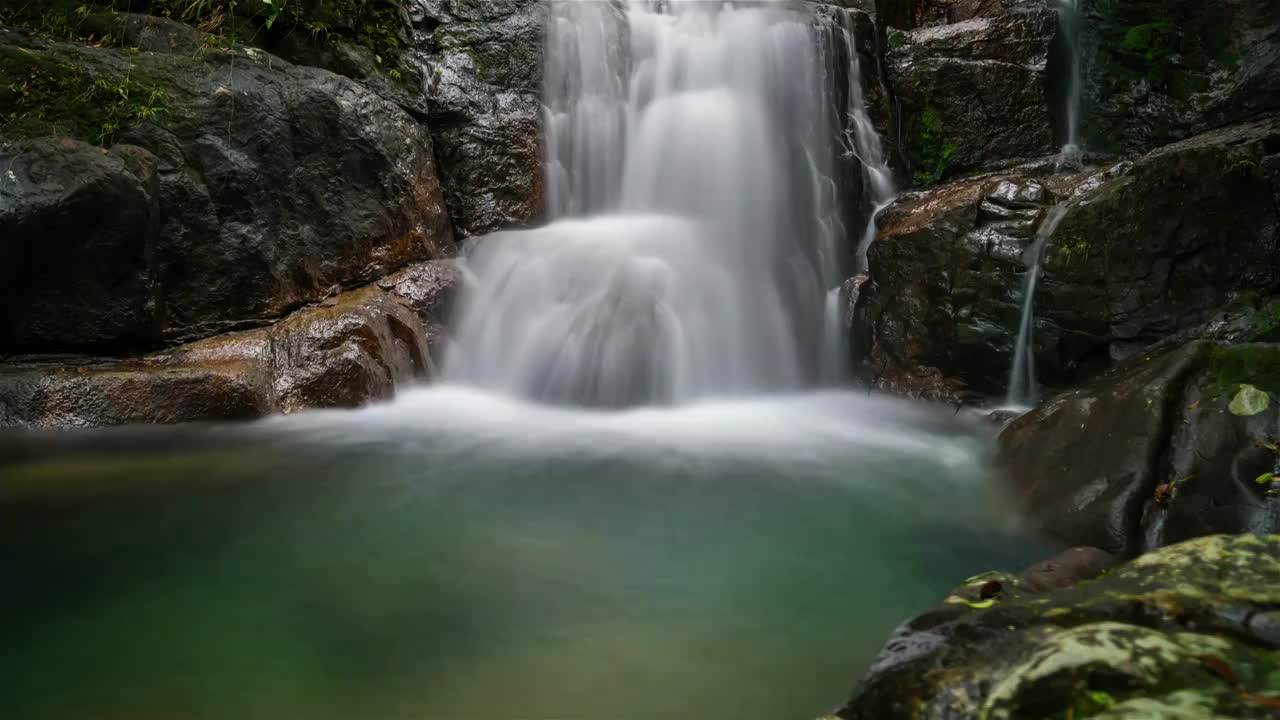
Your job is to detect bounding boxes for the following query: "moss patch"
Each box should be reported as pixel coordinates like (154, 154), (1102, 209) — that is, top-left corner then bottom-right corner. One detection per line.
(0, 44), (168, 145)
(1202, 344), (1280, 399)
(911, 107), (957, 187)
(2, 0), (408, 74)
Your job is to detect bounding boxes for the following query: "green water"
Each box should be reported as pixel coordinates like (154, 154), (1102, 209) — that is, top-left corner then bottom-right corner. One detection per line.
(0, 388), (1046, 720)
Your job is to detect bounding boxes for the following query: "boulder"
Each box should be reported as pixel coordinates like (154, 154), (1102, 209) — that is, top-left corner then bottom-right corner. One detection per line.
(861, 116), (1280, 400)
(0, 28), (452, 353)
(835, 534), (1280, 720)
(882, 1), (1058, 185)
(0, 261), (458, 429)
(1081, 0), (1280, 155)
(860, 160), (1114, 401)
(999, 341), (1280, 557)
(407, 0), (545, 236)
(1051, 116), (1280, 360)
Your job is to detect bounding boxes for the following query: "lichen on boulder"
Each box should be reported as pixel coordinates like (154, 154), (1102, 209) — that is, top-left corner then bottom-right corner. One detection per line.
(835, 534), (1280, 720)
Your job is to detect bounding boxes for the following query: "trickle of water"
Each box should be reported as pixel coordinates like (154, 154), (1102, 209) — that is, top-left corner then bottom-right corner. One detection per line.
(1053, 0), (1084, 167)
(1006, 202), (1073, 406)
(447, 1), (850, 406)
(815, 5), (896, 369)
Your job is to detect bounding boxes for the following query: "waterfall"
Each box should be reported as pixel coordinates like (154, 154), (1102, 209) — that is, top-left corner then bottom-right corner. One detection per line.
(834, 18), (894, 275)
(1006, 202), (1072, 406)
(819, 6), (895, 313)
(445, 0), (851, 407)
(1053, 0), (1084, 163)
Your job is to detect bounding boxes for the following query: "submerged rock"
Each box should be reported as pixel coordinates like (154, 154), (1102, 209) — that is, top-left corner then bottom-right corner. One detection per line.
(999, 341), (1280, 557)
(0, 261), (458, 428)
(0, 27), (452, 353)
(835, 534), (1280, 720)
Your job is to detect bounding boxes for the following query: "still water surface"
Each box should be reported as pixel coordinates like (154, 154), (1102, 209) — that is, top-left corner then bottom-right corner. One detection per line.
(0, 387), (1046, 720)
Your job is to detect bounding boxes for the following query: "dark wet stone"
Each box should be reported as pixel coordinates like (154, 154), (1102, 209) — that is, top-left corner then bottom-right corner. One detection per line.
(882, 2), (1058, 186)
(999, 341), (1280, 557)
(0, 261), (459, 429)
(861, 117), (1280, 402)
(407, 0), (546, 236)
(0, 28), (452, 353)
(1080, 0), (1280, 155)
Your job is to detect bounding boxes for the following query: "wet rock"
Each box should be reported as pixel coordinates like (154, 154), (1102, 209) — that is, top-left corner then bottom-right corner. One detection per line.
(1081, 0), (1280, 155)
(0, 28), (452, 353)
(883, 2), (1058, 185)
(407, 0), (545, 236)
(874, 0), (1007, 29)
(836, 534), (1280, 720)
(862, 117), (1280, 401)
(0, 139), (163, 350)
(0, 261), (459, 429)
(999, 341), (1280, 557)
(1051, 116), (1280, 360)
(1018, 546), (1116, 593)
(860, 162), (1111, 400)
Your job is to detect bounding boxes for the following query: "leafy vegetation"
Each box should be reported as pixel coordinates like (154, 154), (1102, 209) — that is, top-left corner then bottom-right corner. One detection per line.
(0, 43), (167, 145)
(911, 107), (957, 187)
(1, 0), (408, 74)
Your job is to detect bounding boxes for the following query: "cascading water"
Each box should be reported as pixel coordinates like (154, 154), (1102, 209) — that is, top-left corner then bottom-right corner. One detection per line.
(446, 0), (848, 406)
(1006, 201), (1072, 406)
(815, 5), (895, 351)
(1052, 0), (1084, 164)
(1009, 0), (1085, 404)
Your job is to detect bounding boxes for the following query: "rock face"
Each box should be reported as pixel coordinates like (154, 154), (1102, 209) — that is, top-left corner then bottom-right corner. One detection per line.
(1081, 0), (1280, 155)
(999, 341), (1280, 558)
(873, 0), (1006, 30)
(836, 534), (1280, 720)
(860, 161), (1115, 401)
(1052, 117), (1280, 360)
(861, 116), (1280, 400)
(0, 28), (452, 353)
(881, 1), (1057, 186)
(408, 0), (545, 236)
(0, 261), (458, 428)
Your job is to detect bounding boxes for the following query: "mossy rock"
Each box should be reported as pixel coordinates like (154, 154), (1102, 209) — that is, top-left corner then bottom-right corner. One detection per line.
(1080, 0), (1280, 154)
(999, 340), (1280, 558)
(883, 5), (1056, 187)
(837, 534), (1280, 720)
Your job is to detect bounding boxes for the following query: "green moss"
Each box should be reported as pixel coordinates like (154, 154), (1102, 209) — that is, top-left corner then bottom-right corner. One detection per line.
(1202, 344), (1280, 399)
(0, 45), (167, 145)
(910, 107), (957, 187)
(1244, 300), (1280, 342)
(3, 0), (408, 74)
(463, 46), (487, 80)
(1121, 21), (1173, 59)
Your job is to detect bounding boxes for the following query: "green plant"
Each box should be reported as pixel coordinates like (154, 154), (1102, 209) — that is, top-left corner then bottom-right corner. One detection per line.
(0, 48), (168, 146)
(911, 108), (957, 187)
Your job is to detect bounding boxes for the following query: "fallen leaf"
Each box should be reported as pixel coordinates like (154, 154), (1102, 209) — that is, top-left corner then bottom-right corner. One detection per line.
(1229, 384), (1270, 416)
